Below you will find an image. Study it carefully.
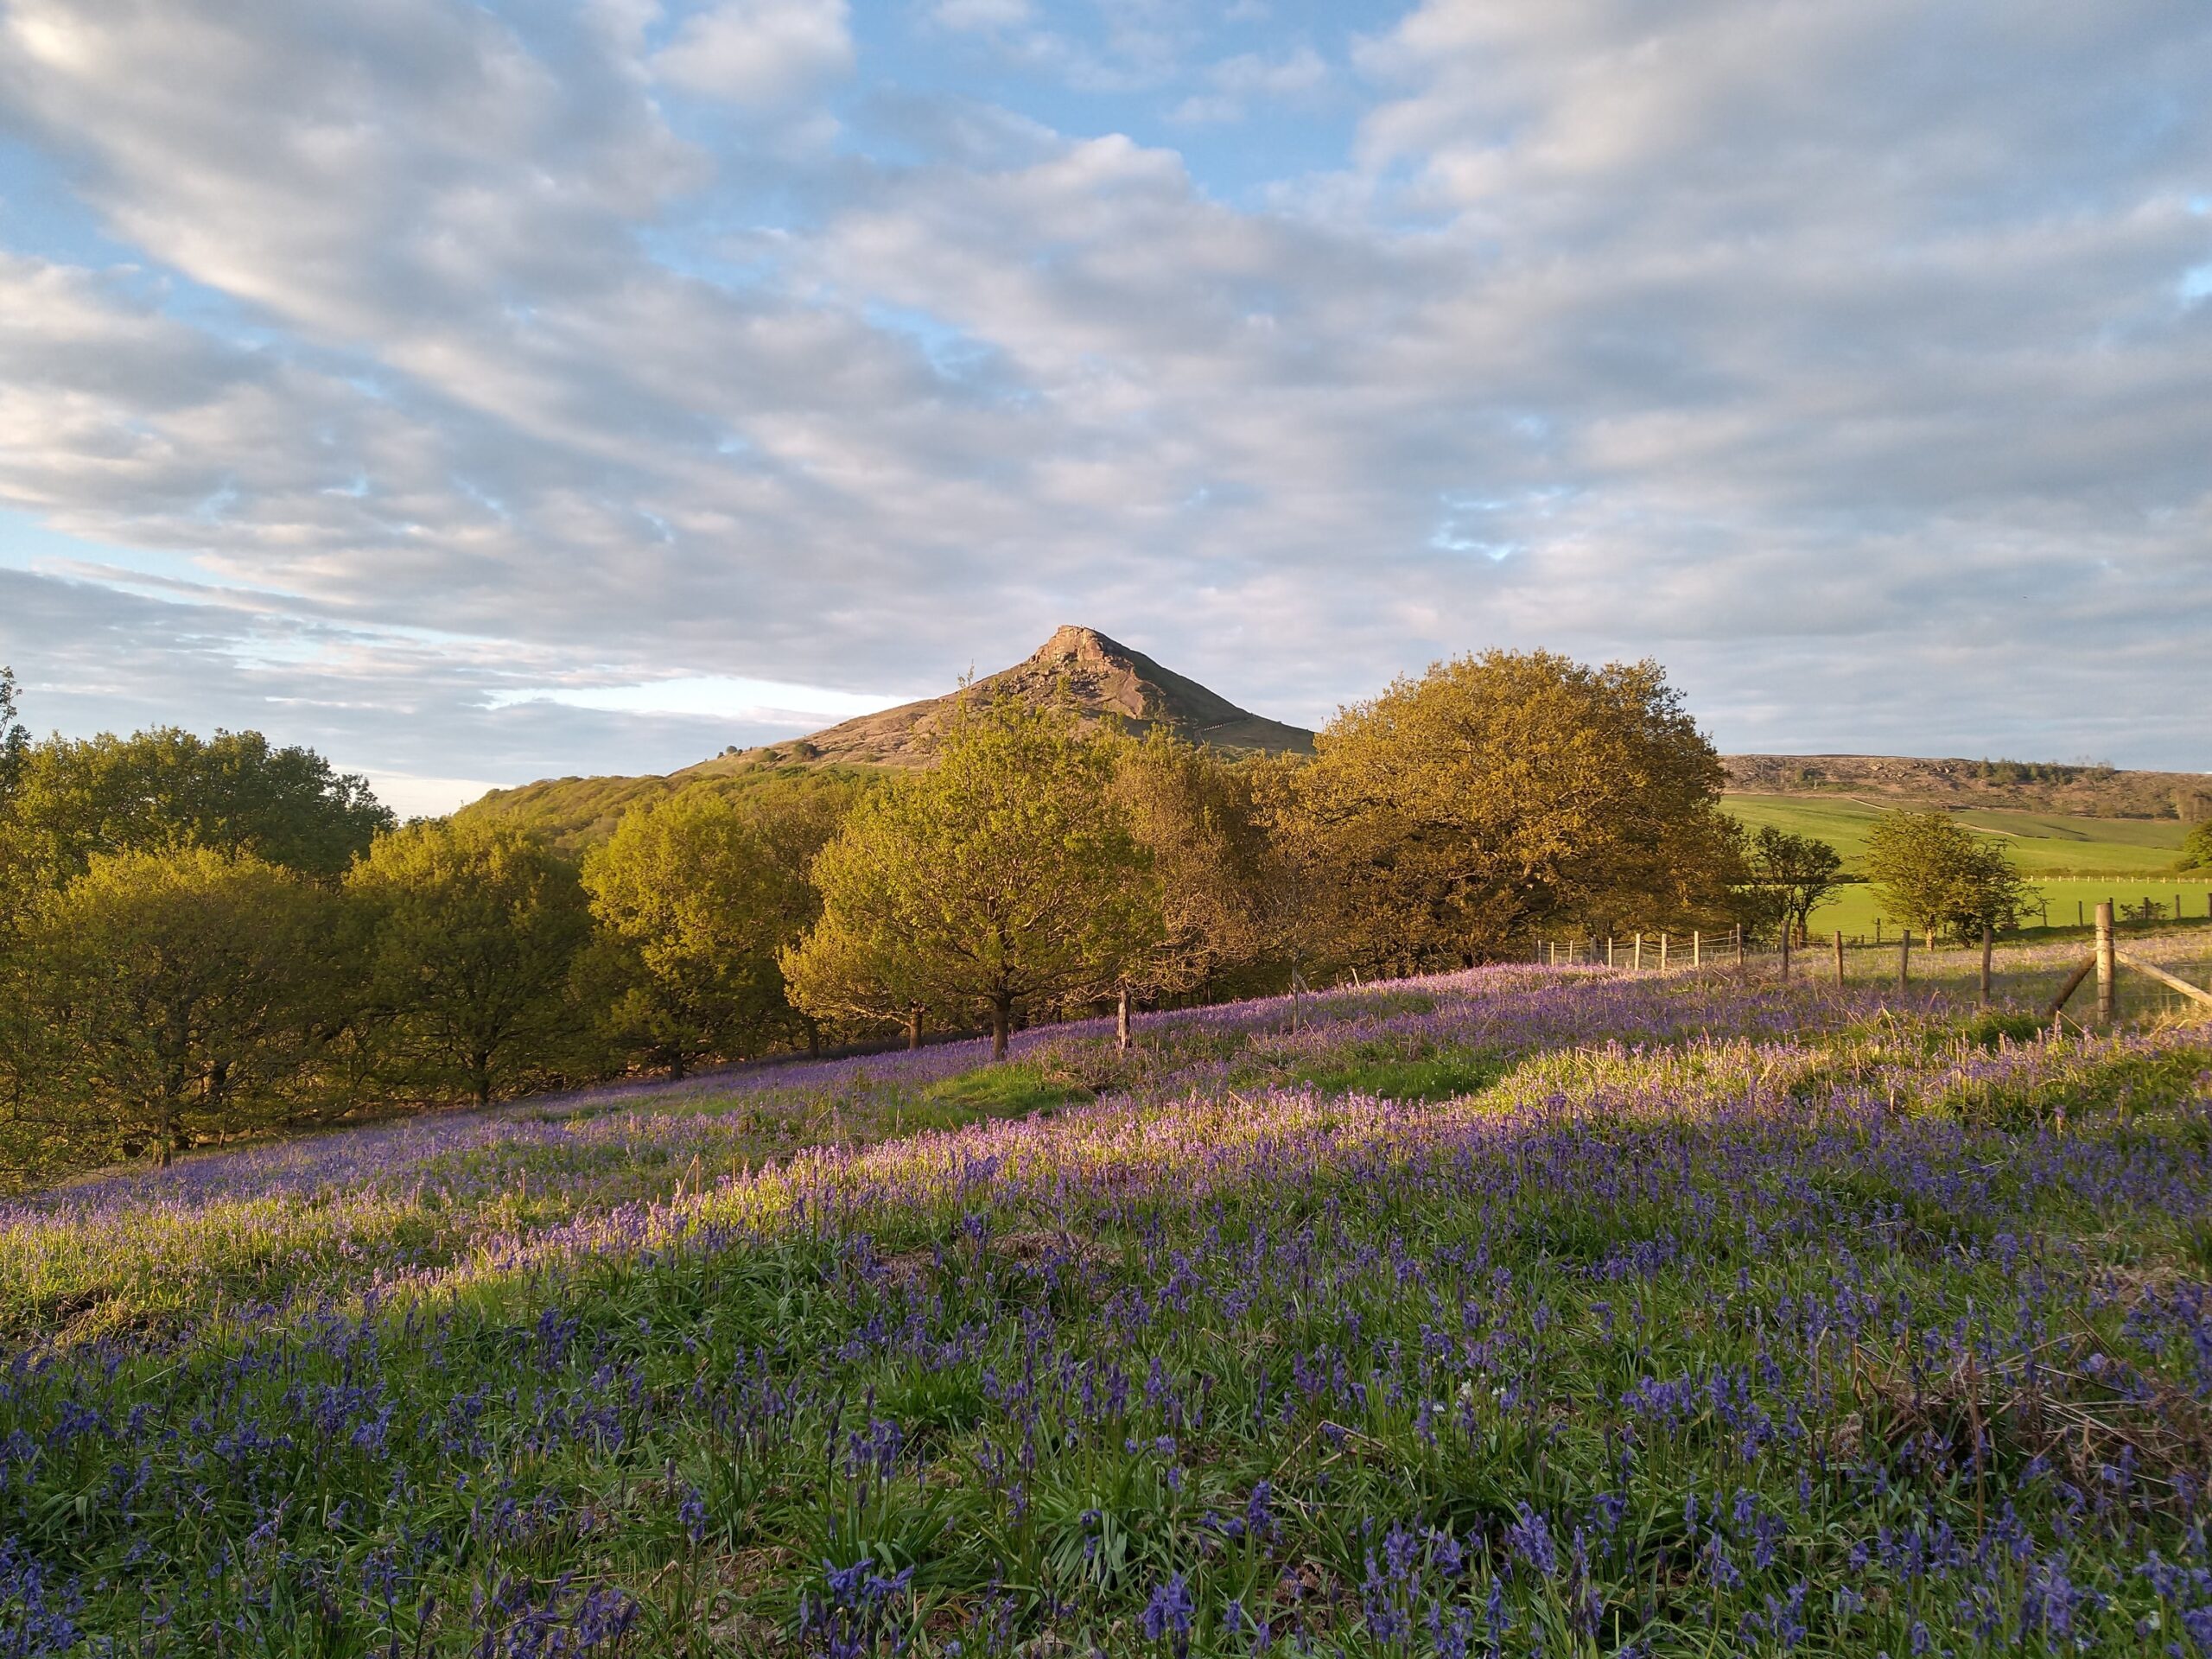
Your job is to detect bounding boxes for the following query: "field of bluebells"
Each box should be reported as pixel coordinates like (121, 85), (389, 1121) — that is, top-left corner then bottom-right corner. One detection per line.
(4, 931), (2212, 1656)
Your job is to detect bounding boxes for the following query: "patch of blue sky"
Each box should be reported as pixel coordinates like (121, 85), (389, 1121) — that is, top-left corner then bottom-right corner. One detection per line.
(862, 299), (1004, 382)
(2181, 263), (2212, 304)
(0, 137), (134, 268)
(1430, 524), (1519, 562)
(0, 509), (207, 588)
(843, 1), (1376, 208)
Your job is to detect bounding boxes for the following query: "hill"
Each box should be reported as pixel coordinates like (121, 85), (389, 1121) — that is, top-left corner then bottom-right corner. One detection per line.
(741, 623), (1314, 768)
(459, 629), (2208, 856)
(458, 626), (1313, 850)
(1725, 753), (2212, 821)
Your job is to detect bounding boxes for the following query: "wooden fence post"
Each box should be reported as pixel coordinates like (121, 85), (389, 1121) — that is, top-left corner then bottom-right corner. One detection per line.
(1117, 985), (1132, 1052)
(1633, 933), (1643, 971)
(1606, 937), (1615, 969)
(2095, 901), (2115, 1024)
(1734, 923), (1744, 969)
(1834, 930), (1845, 988)
(1660, 931), (1669, 971)
(1693, 930), (1701, 969)
(1979, 922), (1993, 1009)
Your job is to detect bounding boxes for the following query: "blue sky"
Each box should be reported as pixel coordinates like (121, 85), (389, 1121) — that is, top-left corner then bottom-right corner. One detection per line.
(0, 0), (2207, 814)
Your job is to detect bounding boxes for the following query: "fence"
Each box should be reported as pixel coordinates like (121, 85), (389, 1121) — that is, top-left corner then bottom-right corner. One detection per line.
(1535, 901), (2212, 1022)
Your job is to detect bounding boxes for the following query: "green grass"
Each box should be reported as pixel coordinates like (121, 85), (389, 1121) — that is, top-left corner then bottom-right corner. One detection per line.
(1797, 874), (2212, 940)
(914, 1060), (1094, 1125)
(1724, 791), (2189, 875)
(1293, 1052), (1505, 1103)
(14, 948), (2212, 1655)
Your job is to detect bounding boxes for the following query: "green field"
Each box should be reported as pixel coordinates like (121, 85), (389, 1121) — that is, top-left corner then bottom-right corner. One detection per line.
(1792, 874), (2211, 940)
(1723, 791), (2190, 874)
(1721, 792), (2203, 941)
(1725, 796), (2212, 942)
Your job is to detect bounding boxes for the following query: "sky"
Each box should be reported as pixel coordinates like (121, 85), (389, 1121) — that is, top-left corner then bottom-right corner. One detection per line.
(0, 0), (2207, 816)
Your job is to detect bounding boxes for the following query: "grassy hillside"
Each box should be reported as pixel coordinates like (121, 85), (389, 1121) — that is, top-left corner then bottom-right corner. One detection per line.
(1724, 792), (2204, 939)
(6, 939), (2212, 1651)
(455, 759), (885, 855)
(1726, 753), (2212, 819)
(1724, 791), (2188, 874)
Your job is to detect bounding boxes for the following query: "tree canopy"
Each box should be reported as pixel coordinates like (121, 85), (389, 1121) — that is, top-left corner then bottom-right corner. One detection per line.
(4, 726), (391, 884)
(0, 667), (27, 806)
(22, 848), (333, 1166)
(581, 788), (821, 1076)
(346, 819), (591, 1105)
(784, 696), (1160, 1059)
(1282, 650), (1742, 972)
(1109, 730), (1287, 1001)
(1742, 824), (1847, 944)
(1865, 810), (2031, 944)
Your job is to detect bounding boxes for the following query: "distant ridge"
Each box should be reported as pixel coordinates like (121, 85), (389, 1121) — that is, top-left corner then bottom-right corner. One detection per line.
(757, 624), (1314, 768)
(1725, 754), (2210, 822)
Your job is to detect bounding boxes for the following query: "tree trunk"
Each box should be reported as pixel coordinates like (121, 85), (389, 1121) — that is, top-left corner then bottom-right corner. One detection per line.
(473, 1051), (493, 1108)
(990, 995), (1011, 1063)
(906, 1006), (922, 1052)
(1116, 986), (1131, 1052)
(806, 1018), (821, 1059)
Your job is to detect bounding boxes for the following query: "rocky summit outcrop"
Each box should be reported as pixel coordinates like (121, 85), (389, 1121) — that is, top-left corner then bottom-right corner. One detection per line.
(747, 625), (1316, 767)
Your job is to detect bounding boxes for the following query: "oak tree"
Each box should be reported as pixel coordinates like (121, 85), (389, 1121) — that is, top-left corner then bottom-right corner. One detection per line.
(783, 696), (1159, 1059)
(1284, 650), (1742, 972)
(346, 820), (591, 1105)
(27, 848), (334, 1165)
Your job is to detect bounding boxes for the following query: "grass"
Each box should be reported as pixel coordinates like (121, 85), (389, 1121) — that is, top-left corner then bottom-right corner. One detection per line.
(1790, 874), (2212, 941)
(1724, 791), (2191, 874)
(4, 942), (2212, 1654)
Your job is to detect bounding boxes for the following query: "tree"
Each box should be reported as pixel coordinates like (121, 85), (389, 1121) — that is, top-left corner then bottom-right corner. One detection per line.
(2182, 820), (2212, 874)
(346, 820), (592, 1105)
(1743, 824), (1846, 945)
(0, 666), (28, 806)
(1110, 730), (1287, 1006)
(582, 790), (814, 1077)
(24, 848), (334, 1166)
(1865, 810), (2032, 945)
(1282, 651), (1743, 973)
(4, 726), (391, 884)
(783, 696), (1160, 1060)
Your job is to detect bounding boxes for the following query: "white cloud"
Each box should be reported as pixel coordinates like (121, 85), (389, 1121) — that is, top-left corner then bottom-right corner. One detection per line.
(652, 0), (853, 105)
(0, 0), (2207, 787)
(490, 674), (916, 723)
(930, 0), (1033, 30)
(1170, 42), (1327, 124)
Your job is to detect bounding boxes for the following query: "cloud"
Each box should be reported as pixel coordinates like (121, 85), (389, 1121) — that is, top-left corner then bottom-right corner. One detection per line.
(0, 0), (2206, 794)
(652, 0), (853, 106)
(929, 0), (1033, 30)
(1170, 43), (1327, 125)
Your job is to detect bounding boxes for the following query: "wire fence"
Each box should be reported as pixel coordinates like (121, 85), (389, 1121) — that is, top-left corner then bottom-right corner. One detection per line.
(1532, 909), (2212, 1022)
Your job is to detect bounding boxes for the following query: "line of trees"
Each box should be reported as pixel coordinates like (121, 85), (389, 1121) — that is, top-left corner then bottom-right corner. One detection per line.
(0, 650), (2030, 1186)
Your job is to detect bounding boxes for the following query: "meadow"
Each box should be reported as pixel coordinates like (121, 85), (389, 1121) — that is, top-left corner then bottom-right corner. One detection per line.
(1722, 794), (2207, 940)
(3, 934), (2212, 1655)
(1721, 795), (2192, 877)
